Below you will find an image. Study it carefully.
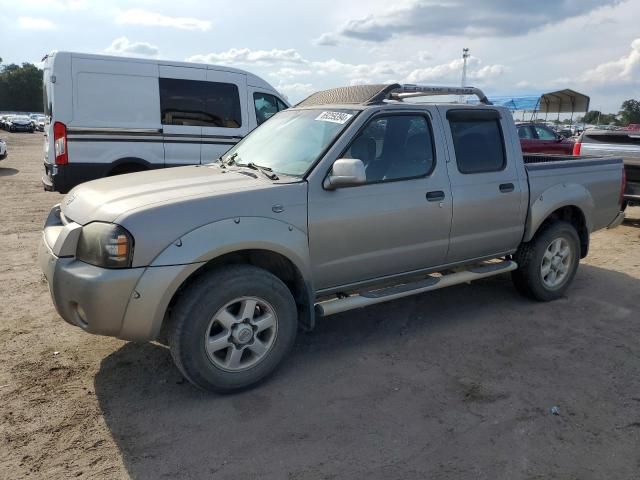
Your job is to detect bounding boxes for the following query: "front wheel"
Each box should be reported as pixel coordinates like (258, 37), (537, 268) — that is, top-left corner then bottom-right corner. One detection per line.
(512, 221), (580, 301)
(168, 265), (298, 392)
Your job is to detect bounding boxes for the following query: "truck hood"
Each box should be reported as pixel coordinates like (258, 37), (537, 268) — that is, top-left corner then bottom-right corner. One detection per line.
(62, 164), (272, 225)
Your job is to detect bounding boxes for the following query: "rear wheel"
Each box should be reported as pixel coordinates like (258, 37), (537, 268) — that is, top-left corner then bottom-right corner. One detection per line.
(108, 163), (147, 176)
(168, 265), (298, 392)
(512, 221), (580, 301)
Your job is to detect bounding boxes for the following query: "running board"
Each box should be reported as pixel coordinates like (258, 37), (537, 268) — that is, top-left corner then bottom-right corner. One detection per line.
(314, 260), (518, 317)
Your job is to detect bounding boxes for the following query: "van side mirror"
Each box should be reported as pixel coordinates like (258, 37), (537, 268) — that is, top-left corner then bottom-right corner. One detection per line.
(324, 158), (366, 190)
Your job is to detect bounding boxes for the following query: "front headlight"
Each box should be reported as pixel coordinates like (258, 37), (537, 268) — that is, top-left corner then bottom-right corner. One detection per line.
(76, 222), (134, 268)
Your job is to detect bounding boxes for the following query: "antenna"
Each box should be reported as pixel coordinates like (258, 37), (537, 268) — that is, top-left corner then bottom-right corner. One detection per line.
(459, 48), (470, 103)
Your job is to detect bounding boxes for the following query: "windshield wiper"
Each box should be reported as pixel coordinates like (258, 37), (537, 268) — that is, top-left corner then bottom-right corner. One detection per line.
(221, 152), (240, 166)
(237, 162), (279, 180)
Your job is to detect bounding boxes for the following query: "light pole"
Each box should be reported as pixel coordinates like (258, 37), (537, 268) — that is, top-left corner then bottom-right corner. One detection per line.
(459, 48), (470, 103)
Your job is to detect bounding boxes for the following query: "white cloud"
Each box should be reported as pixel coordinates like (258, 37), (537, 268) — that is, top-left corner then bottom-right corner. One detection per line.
(314, 33), (339, 46)
(276, 83), (315, 101)
(188, 48), (306, 65)
(105, 37), (160, 58)
(270, 67), (313, 79)
(18, 17), (56, 30)
(405, 56), (505, 84)
(580, 37), (640, 85)
(115, 9), (211, 31)
(189, 46), (505, 93)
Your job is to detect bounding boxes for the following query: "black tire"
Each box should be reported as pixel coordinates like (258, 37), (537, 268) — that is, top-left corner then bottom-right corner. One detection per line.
(168, 265), (298, 393)
(511, 221), (580, 301)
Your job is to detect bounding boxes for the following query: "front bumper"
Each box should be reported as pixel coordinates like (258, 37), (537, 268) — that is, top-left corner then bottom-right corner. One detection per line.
(38, 205), (203, 341)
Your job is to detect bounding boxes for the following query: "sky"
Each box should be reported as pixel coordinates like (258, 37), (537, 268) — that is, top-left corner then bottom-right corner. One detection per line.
(1, 0), (639, 112)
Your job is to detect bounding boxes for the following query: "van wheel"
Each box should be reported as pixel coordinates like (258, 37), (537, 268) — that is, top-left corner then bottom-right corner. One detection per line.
(511, 221), (580, 301)
(168, 265), (298, 393)
(108, 164), (147, 176)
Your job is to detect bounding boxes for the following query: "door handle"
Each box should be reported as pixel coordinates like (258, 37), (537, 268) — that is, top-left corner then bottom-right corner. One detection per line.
(499, 183), (515, 193)
(426, 190), (445, 202)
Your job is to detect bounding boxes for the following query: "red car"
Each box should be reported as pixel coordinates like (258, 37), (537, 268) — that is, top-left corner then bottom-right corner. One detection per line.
(517, 123), (574, 155)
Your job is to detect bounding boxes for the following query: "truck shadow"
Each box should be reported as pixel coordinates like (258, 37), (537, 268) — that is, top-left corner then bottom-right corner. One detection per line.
(0, 167), (18, 177)
(94, 264), (640, 479)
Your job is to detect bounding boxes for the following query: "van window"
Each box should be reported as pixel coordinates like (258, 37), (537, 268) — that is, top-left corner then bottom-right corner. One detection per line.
(253, 92), (287, 125)
(159, 78), (241, 128)
(450, 118), (505, 174)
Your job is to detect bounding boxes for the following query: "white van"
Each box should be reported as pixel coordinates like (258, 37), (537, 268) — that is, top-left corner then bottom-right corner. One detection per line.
(41, 51), (289, 193)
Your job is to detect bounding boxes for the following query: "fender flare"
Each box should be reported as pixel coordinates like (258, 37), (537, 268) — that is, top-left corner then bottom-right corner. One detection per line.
(524, 183), (594, 242)
(147, 216), (315, 332)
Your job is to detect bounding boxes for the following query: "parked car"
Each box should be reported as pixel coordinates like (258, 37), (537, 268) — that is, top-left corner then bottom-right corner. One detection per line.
(41, 51), (289, 193)
(574, 128), (640, 208)
(0, 115), (13, 130)
(0, 138), (6, 160)
(517, 122), (574, 154)
(37, 118), (46, 132)
(30, 114), (46, 129)
(39, 84), (625, 392)
(7, 115), (34, 133)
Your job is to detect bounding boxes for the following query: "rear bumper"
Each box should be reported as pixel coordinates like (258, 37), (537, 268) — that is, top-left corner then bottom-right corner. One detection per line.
(607, 211), (625, 229)
(624, 181), (640, 206)
(42, 162), (120, 193)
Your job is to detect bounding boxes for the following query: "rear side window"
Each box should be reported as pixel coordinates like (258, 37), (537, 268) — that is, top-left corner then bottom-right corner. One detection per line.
(534, 125), (556, 140)
(449, 114), (505, 174)
(518, 125), (534, 139)
(159, 78), (241, 128)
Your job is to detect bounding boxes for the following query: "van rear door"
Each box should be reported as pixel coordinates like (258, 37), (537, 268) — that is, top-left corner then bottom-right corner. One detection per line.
(200, 69), (248, 164)
(159, 65), (205, 166)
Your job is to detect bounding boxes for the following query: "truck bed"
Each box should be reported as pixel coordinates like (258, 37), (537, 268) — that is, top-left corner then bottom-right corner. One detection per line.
(524, 153), (623, 232)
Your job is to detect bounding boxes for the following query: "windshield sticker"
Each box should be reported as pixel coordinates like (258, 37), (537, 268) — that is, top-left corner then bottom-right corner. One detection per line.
(315, 111), (353, 124)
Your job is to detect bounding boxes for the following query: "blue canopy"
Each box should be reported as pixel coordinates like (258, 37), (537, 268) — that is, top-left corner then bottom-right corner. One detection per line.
(467, 89), (590, 113)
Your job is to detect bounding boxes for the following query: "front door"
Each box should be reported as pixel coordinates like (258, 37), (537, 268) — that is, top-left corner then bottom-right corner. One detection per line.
(308, 111), (452, 290)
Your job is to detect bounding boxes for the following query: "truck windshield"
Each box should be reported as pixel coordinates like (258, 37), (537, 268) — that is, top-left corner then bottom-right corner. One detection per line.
(220, 108), (358, 177)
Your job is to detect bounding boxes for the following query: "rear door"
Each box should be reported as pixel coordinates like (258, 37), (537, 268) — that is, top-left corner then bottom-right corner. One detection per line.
(159, 66), (205, 166)
(308, 109), (452, 290)
(200, 70), (247, 164)
(442, 107), (526, 263)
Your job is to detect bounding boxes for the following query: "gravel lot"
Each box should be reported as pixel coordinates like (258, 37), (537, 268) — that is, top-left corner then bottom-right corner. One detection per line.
(1, 131), (639, 479)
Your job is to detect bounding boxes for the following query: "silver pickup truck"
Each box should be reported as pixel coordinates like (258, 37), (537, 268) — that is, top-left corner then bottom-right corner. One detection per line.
(576, 128), (640, 207)
(39, 84), (625, 392)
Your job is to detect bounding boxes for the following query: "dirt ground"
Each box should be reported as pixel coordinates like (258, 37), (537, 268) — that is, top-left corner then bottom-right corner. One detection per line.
(0, 131), (639, 480)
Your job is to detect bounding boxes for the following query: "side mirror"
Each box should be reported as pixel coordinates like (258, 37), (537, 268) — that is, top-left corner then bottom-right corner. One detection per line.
(323, 158), (366, 190)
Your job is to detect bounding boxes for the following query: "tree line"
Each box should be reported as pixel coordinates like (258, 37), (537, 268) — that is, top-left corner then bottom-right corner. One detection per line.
(0, 59), (44, 113)
(578, 100), (640, 126)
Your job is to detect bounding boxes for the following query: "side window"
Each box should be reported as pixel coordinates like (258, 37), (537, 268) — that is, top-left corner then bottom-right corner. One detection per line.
(449, 117), (506, 174)
(276, 98), (288, 111)
(343, 115), (435, 183)
(202, 82), (242, 128)
(534, 125), (556, 140)
(518, 125), (534, 139)
(159, 78), (241, 128)
(253, 93), (279, 125)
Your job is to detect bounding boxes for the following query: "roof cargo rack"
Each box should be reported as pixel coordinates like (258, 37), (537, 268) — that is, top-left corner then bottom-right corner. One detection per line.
(296, 84), (492, 107)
